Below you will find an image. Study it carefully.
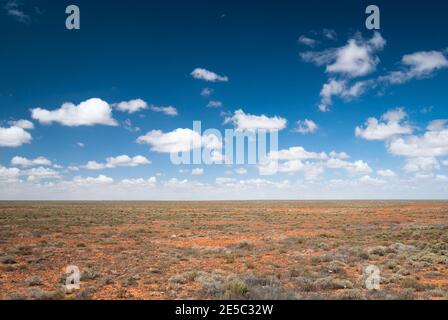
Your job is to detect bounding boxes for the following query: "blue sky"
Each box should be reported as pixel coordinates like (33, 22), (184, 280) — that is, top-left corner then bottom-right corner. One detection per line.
(1, 0), (448, 200)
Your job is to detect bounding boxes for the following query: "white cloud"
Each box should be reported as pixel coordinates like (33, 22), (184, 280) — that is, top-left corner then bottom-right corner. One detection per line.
(163, 178), (205, 188)
(137, 128), (220, 153)
(327, 32), (385, 77)
(107, 155), (150, 167)
(435, 175), (448, 182)
(294, 119), (318, 134)
(377, 169), (396, 177)
(403, 157), (439, 173)
(72, 175), (114, 185)
(443, 160), (448, 166)
(191, 168), (204, 175)
(84, 155), (151, 170)
(323, 29), (337, 40)
(359, 175), (386, 185)
(403, 51), (448, 74)
(32, 98), (117, 127)
(114, 99), (148, 113)
(303, 33), (448, 111)
(77, 142), (85, 148)
(11, 156), (51, 167)
(427, 119), (448, 132)
(387, 126), (448, 158)
(326, 158), (372, 175)
(121, 177), (157, 187)
(138, 129), (200, 153)
(8, 119), (34, 130)
(269, 146), (327, 161)
(380, 51), (448, 85)
(298, 35), (317, 47)
(191, 68), (228, 82)
(3, 173), (448, 200)
(0, 125), (32, 147)
(25, 167), (61, 181)
(201, 88), (214, 97)
(318, 79), (366, 112)
(264, 160), (325, 180)
(239, 179), (281, 187)
(114, 99), (178, 116)
(356, 108), (412, 140)
(4, 0), (30, 24)
(207, 101), (223, 108)
(260, 146), (369, 178)
(0, 166), (20, 180)
(215, 177), (290, 189)
(84, 161), (105, 170)
(123, 119), (141, 133)
(225, 109), (287, 131)
(215, 177), (237, 186)
(302, 32), (385, 78)
(150, 105), (178, 116)
(329, 151), (350, 160)
(357, 113), (448, 175)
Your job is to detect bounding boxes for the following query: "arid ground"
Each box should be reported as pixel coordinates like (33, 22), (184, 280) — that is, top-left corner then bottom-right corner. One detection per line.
(0, 201), (447, 300)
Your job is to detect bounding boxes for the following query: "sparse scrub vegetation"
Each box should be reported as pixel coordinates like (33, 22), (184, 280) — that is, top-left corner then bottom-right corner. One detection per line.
(0, 201), (447, 299)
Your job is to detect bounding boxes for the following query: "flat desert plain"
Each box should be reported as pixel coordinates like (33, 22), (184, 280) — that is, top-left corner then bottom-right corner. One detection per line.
(0, 201), (447, 300)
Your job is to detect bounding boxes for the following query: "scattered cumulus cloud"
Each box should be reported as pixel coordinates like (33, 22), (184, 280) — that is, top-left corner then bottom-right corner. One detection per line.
(380, 51), (448, 85)
(269, 147), (327, 161)
(301, 32), (385, 78)
(387, 120), (448, 158)
(207, 101), (223, 108)
(377, 169), (396, 177)
(357, 109), (448, 177)
(72, 175), (114, 185)
(355, 108), (413, 141)
(191, 68), (228, 82)
(8, 119), (34, 130)
(4, 0), (30, 24)
(301, 31), (448, 112)
(403, 157), (439, 173)
(25, 167), (60, 181)
(84, 155), (151, 170)
(0, 125), (32, 147)
(298, 35), (317, 47)
(225, 109), (287, 132)
(121, 177), (157, 187)
(329, 151), (350, 160)
(322, 28), (337, 40)
(201, 88), (214, 97)
(326, 158), (372, 175)
(294, 119), (318, 134)
(114, 99), (148, 113)
(137, 128), (221, 153)
(31, 98), (117, 127)
(359, 175), (386, 185)
(150, 105), (178, 116)
(11, 156), (51, 167)
(318, 79), (366, 112)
